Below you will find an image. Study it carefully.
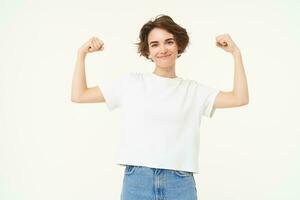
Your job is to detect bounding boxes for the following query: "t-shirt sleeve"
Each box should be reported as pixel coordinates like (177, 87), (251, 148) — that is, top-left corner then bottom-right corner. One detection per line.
(197, 82), (220, 118)
(97, 74), (129, 111)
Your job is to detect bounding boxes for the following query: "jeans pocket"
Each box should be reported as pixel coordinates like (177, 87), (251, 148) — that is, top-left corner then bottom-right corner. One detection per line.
(124, 165), (137, 176)
(174, 170), (193, 177)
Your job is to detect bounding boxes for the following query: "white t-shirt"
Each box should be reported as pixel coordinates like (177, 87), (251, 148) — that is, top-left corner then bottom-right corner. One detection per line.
(98, 72), (220, 173)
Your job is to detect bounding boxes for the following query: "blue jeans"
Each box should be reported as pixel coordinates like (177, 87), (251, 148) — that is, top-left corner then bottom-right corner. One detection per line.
(120, 165), (198, 200)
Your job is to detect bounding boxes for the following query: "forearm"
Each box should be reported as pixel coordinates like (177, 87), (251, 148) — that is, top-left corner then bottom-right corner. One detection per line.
(71, 52), (88, 101)
(232, 50), (249, 104)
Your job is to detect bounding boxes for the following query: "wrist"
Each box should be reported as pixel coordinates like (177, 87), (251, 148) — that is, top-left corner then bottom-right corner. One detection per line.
(232, 48), (241, 56)
(77, 49), (87, 57)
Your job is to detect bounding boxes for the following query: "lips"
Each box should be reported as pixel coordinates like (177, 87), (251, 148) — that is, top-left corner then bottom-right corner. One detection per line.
(157, 54), (171, 58)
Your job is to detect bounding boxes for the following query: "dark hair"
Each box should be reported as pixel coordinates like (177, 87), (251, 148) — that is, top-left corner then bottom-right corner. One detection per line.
(135, 14), (189, 60)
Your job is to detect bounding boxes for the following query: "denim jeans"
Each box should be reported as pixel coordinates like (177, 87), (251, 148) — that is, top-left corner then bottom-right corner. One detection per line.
(120, 165), (198, 200)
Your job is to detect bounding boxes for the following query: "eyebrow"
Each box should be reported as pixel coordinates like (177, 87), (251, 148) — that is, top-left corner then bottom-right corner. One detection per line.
(149, 38), (174, 45)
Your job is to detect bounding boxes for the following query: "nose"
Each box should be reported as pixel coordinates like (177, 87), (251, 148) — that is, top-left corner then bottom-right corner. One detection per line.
(160, 45), (167, 53)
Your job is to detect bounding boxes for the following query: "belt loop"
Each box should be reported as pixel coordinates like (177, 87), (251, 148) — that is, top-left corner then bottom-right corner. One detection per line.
(154, 168), (161, 175)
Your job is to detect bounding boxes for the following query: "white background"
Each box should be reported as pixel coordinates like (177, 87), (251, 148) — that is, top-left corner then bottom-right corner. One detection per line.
(1, 0), (299, 199)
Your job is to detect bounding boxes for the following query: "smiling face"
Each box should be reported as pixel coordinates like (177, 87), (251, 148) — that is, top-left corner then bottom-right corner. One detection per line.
(147, 28), (179, 68)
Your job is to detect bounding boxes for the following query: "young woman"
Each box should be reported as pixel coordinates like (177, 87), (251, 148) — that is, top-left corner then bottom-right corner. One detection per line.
(71, 15), (249, 200)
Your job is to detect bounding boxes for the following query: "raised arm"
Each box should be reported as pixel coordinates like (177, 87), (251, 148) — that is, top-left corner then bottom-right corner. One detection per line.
(71, 37), (105, 103)
(213, 34), (249, 108)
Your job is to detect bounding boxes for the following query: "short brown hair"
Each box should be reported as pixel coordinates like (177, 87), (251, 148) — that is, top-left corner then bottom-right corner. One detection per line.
(135, 14), (189, 60)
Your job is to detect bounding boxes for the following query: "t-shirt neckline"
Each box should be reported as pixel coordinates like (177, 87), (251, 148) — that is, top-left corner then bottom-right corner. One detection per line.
(150, 72), (181, 81)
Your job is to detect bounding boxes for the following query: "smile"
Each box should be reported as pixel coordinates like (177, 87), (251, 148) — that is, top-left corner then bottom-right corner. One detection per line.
(157, 54), (171, 58)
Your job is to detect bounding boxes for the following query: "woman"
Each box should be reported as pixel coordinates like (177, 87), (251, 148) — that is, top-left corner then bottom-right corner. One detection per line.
(71, 15), (249, 200)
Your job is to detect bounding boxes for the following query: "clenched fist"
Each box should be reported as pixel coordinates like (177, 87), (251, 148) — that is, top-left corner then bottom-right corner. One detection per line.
(215, 34), (240, 54)
(78, 36), (104, 55)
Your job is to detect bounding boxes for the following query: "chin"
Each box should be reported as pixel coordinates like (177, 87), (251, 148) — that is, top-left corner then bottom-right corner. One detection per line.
(157, 62), (174, 68)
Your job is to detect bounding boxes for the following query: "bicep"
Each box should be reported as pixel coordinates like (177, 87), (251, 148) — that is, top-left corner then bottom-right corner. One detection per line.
(75, 86), (105, 103)
(213, 91), (243, 109)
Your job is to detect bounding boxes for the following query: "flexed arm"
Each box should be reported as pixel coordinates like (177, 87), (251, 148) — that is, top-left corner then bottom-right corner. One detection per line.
(213, 34), (249, 108)
(71, 37), (105, 103)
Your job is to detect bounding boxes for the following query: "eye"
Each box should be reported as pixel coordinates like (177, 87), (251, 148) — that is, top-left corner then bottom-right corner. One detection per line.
(151, 44), (157, 47)
(168, 41), (174, 44)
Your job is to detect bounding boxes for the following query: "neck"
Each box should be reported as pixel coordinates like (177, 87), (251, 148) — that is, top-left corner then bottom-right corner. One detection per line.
(153, 66), (177, 78)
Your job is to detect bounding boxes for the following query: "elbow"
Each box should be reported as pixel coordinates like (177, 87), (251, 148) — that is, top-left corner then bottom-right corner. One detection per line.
(71, 96), (81, 103)
(233, 91), (249, 107)
(241, 100), (249, 106)
(71, 98), (79, 103)
(238, 98), (249, 106)
(71, 89), (87, 103)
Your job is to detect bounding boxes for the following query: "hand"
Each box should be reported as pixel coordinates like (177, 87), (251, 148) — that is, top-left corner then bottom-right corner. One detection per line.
(215, 34), (240, 54)
(78, 36), (104, 55)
